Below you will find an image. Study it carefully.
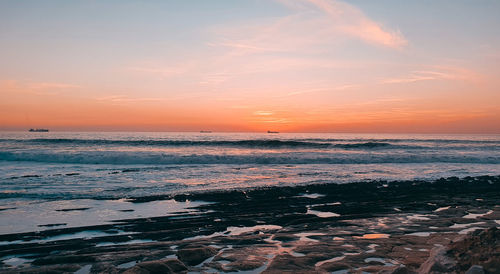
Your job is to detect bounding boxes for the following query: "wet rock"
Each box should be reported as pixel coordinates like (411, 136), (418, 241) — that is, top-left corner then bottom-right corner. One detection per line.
(1, 176), (499, 273)
(465, 265), (485, 274)
(65, 172), (80, 176)
(122, 266), (150, 274)
(225, 259), (264, 271)
(388, 265), (416, 274)
(13, 265), (82, 273)
(264, 254), (319, 272)
(122, 259), (186, 274)
(448, 227), (500, 273)
(273, 233), (298, 242)
(318, 262), (350, 272)
(417, 246), (456, 273)
(55, 207), (90, 212)
(32, 255), (96, 265)
(162, 259), (188, 272)
(37, 223), (67, 227)
(176, 246), (216, 266)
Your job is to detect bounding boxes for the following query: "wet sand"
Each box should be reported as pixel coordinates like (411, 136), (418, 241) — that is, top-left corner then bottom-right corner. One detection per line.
(0, 175), (499, 273)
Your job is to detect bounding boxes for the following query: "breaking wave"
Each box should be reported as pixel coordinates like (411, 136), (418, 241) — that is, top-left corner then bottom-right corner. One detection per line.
(0, 138), (442, 150)
(1, 151), (499, 165)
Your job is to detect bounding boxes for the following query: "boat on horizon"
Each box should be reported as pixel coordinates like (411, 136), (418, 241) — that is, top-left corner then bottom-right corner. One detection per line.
(267, 130), (279, 134)
(200, 130), (212, 133)
(29, 128), (49, 132)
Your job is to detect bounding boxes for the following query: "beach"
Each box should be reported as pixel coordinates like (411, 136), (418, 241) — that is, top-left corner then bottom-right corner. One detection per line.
(0, 132), (499, 273)
(0, 176), (499, 273)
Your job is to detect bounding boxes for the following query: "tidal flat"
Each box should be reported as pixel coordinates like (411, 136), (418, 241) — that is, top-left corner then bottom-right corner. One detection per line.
(1, 175), (499, 273)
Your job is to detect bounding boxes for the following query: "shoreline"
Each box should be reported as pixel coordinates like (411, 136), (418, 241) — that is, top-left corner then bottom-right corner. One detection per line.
(1, 175), (499, 273)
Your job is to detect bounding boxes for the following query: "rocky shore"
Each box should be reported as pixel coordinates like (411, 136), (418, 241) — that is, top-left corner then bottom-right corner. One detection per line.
(0, 175), (499, 273)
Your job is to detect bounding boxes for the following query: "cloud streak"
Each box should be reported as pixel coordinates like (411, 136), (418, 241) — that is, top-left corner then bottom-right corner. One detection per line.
(210, 0), (407, 57)
(381, 66), (481, 84)
(305, 0), (407, 48)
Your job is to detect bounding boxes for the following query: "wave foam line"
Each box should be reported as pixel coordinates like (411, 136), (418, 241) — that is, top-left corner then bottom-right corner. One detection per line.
(1, 151), (499, 165)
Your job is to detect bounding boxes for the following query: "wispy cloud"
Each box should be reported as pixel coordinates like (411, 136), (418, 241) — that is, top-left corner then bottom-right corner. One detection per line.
(95, 95), (166, 104)
(124, 0), (407, 92)
(254, 111), (274, 116)
(305, 0), (407, 48)
(27, 82), (81, 90)
(285, 84), (359, 97)
(126, 62), (194, 78)
(381, 65), (481, 84)
(209, 0), (407, 57)
(0, 80), (81, 96)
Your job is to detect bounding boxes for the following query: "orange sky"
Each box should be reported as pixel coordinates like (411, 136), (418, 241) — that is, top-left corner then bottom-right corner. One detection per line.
(1, 0), (500, 133)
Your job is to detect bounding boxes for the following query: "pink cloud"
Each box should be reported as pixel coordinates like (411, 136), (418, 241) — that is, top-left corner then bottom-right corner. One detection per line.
(209, 0), (407, 58)
(381, 65), (482, 84)
(306, 0), (407, 48)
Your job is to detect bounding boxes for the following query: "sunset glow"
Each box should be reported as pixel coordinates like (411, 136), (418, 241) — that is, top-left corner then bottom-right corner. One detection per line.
(1, 0), (499, 132)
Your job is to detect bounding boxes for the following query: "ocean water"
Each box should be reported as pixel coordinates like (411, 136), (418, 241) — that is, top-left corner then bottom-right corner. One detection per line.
(1, 132), (500, 233)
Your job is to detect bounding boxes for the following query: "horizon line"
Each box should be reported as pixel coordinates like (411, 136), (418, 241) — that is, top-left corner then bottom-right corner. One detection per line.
(1, 129), (500, 135)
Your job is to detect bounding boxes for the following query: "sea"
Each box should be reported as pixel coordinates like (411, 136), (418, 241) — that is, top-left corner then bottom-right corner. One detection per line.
(1, 132), (499, 234)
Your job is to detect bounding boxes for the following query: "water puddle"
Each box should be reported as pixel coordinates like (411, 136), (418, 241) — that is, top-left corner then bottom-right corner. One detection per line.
(96, 239), (154, 247)
(1, 257), (34, 267)
(449, 222), (485, 229)
(184, 225), (282, 240)
(463, 210), (493, 219)
(364, 257), (395, 266)
(294, 232), (325, 242)
(117, 260), (137, 269)
(434, 206), (450, 212)
(306, 209), (340, 218)
(459, 227), (484, 234)
(74, 264), (92, 274)
(44, 230), (122, 242)
(315, 256), (345, 267)
(366, 243), (378, 253)
(406, 232), (432, 237)
(297, 193), (325, 199)
(354, 233), (389, 239)
(407, 214), (432, 221)
(226, 225), (282, 236)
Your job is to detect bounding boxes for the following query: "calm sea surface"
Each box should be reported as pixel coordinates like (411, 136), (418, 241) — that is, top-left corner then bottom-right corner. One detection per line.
(1, 132), (499, 233)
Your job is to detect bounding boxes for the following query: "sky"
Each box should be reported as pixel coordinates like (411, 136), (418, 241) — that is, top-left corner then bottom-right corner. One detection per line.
(1, 0), (500, 133)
